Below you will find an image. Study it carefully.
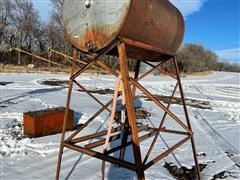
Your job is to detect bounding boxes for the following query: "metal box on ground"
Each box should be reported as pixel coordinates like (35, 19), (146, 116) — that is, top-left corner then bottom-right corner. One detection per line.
(23, 107), (74, 137)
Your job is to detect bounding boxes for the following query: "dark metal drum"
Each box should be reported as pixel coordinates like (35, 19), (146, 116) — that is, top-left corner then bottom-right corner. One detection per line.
(63, 0), (184, 61)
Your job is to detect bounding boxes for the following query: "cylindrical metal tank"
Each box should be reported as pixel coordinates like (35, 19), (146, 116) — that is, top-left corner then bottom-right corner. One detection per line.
(63, 0), (184, 61)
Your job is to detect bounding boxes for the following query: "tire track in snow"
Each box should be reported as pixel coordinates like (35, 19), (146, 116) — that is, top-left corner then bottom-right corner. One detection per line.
(194, 110), (239, 154)
(21, 151), (97, 179)
(192, 85), (213, 100)
(0, 87), (63, 108)
(191, 84), (240, 167)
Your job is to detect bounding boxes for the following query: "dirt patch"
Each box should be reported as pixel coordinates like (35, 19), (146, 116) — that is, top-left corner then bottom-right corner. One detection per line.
(135, 107), (153, 119)
(212, 171), (228, 179)
(5, 119), (26, 140)
(164, 162), (207, 180)
(211, 170), (238, 179)
(34, 83), (210, 111)
(197, 152), (207, 157)
(115, 107), (153, 121)
(76, 87), (211, 110)
(0, 119), (30, 157)
(225, 151), (234, 157)
(77, 88), (114, 95)
(35, 83), (212, 111)
(38, 79), (69, 87)
(0, 81), (14, 86)
(142, 95), (211, 110)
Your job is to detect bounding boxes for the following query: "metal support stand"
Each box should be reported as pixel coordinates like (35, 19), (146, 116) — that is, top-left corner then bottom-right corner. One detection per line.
(55, 39), (201, 180)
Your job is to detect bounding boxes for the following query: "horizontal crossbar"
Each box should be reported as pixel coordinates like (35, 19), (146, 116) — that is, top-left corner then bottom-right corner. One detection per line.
(63, 142), (136, 171)
(84, 125), (149, 149)
(106, 128), (161, 155)
(143, 135), (191, 170)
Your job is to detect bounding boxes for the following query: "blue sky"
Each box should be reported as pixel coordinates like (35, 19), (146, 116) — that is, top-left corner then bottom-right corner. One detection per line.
(33, 0), (240, 63)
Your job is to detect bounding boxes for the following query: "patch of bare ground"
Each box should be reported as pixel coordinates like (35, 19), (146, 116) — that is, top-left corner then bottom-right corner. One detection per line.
(38, 79), (69, 87)
(36, 80), (212, 110)
(77, 87), (211, 110)
(77, 88), (114, 94)
(142, 95), (211, 110)
(115, 107), (153, 121)
(164, 161), (238, 179)
(164, 162), (207, 180)
(37, 79), (212, 119)
(0, 81), (13, 86)
(211, 170), (238, 179)
(76, 88), (211, 110)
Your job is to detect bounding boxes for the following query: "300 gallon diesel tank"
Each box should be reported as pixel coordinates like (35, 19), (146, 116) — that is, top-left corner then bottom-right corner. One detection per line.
(62, 0), (184, 61)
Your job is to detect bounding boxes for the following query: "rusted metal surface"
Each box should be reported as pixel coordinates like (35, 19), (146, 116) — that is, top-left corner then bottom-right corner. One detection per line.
(130, 78), (192, 134)
(71, 126), (122, 143)
(173, 57), (201, 180)
(63, 0), (184, 61)
(143, 81), (179, 165)
(105, 128), (159, 155)
(55, 42), (201, 180)
(63, 142), (137, 171)
(56, 48), (78, 180)
(85, 125), (149, 149)
(63, 0), (130, 52)
(144, 135), (192, 170)
(118, 42), (145, 179)
(23, 107), (74, 137)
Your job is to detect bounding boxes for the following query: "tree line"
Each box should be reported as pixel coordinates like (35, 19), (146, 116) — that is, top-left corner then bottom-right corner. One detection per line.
(176, 44), (240, 73)
(0, 0), (69, 52)
(0, 0), (70, 66)
(0, 0), (239, 73)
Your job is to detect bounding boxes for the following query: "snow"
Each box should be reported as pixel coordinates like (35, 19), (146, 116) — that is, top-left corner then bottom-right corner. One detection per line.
(0, 71), (240, 179)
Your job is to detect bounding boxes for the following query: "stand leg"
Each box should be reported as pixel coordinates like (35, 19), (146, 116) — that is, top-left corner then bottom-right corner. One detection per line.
(173, 57), (201, 180)
(101, 75), (122, 180)
(118, 43), (145, 180)
(120, 60), (141, 161)
(55, 48), (78, 180)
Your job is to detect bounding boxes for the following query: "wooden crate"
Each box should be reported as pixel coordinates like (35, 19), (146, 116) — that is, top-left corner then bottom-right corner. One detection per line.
(23, 107), (74, 137)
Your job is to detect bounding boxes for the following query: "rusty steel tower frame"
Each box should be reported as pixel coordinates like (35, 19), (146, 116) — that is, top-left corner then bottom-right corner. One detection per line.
(55, 38), (201, 180)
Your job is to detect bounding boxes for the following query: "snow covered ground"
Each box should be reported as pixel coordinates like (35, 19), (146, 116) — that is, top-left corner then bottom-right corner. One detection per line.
(0, 71), (239, 180)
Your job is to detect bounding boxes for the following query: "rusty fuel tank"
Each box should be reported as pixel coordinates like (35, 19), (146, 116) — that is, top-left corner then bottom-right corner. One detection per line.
(63, 0), (184, 61)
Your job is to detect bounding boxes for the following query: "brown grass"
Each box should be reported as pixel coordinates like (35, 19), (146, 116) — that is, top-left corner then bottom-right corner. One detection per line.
(185, 70), (213, 76)
(0, 64), (72, 73)
(0, 64), (113, 74)
(0, 65), (213, 77)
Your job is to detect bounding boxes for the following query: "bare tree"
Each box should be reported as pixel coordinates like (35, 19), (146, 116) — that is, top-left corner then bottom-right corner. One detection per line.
(47, 0), (71, 53)
(176, 44), (219, 73)
(0, 0), (49, 64)
(0, 0), (14, 51)
(34, 22), (48, 52)
(50, 0), (63, 32)
(11, 0), (40, 51)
